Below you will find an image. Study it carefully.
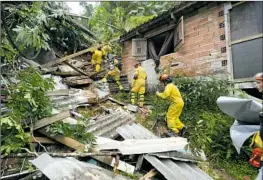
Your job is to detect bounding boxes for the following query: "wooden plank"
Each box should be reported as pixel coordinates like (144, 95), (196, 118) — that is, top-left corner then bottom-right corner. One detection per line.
(63, 76), (93, 86)
(38, 128), (85, 151)
(108, 97), (126, 106)
(51, 71), (81, 76)
(33, 111), (71, 130)
(92, 155), (135, 174)
(47, 89), (69, 96)
(139, 169), (157, 180)
(42, 46), (99, 68)
(30, 137), (57, 144)
(64, 61), (90, 76)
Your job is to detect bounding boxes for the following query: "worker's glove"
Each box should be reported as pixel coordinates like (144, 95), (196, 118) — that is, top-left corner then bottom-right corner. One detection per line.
(133, 74), (138, 80)
(156, 91), (160, 95)
(101, 78), (107, 83)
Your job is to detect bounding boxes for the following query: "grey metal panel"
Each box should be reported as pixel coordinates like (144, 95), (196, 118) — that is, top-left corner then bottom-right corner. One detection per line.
(86, 111), (135, 138)
(230, 2), (263, 41)
(117, 123), (213, 180)
(232, 38), (263, 79)
(30, 153), (130, 180)
(144, 155), (179, 180)
(116, 123), (158, 139)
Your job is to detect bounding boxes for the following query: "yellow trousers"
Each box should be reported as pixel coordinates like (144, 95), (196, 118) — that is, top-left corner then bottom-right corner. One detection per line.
(167, 100), (184, 133)
(131, 79), (145, 107)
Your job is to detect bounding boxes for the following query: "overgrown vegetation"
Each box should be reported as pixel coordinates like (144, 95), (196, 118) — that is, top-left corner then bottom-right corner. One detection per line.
(1, 67), (55, 154)
(48, 118), (96, 145)
(173, 77), (257, 179)
(113, 76), (257, 179)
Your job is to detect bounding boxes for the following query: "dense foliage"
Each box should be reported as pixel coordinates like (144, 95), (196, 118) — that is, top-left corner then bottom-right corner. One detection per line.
(48, 119), (96, 146)
(0, 2), (92, 66)
(79, 2), (179, 55)
(1, 67), (55, 154)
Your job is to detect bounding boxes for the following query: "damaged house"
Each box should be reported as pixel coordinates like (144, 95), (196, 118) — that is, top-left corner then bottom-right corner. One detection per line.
(119, 1), (263, 98)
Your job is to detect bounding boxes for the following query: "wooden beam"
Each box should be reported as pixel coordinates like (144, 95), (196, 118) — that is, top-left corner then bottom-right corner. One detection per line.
(1, 152), (119, 159)
(38, 128), (85, 151)
(108, 97), (126, 106)
(64, 61), (90, 76)
(33, 111), (71, 130)
(42, 46), (100, 68)
(139, 169), (157, 180)
(30, 137), (57, 144)
(47, 89), (69, 96)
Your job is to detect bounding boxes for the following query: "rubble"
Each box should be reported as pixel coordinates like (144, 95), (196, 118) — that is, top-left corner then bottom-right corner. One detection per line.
(1, 47), (212, 180)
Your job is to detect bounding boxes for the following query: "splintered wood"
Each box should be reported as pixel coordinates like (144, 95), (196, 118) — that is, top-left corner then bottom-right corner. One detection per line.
(63, 76), (93, 86)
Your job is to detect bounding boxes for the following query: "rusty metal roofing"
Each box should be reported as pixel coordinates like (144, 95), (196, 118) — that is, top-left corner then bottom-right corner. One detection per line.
(116, 123), (213, 180)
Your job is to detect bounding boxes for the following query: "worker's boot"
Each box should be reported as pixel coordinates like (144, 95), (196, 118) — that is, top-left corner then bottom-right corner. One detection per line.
(179, 127), (187, 137)
(165, 130), (178, 137)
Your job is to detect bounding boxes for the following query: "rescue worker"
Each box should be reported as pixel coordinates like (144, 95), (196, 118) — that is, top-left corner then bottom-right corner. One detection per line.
(249, 72), (263, 171)
(101, 64), (124, 91)
(131, 62), (147, 107)
(91, 46), (103, 72)
(156, 74), (186, 136)
(102, 45), (112, 59)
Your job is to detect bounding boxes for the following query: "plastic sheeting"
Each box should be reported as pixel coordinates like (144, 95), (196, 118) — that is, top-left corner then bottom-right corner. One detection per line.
(217, 96), (262, 154)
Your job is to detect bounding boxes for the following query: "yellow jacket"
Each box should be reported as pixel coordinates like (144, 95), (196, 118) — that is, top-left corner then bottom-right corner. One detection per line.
(91, 50), (103, 65)
(107, 67), (121, 81)
(157, 83), (183, 103)
(134, 66), (147, 80)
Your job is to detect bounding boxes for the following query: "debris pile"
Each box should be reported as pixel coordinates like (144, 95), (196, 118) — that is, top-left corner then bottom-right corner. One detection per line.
(1, 48), (212, 180)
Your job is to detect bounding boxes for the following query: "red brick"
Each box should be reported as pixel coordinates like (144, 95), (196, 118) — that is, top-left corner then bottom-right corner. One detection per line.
(185, 31), (199, 38)
(198, 27), (209, 35)
(214, 41), (226, 48)
(190, 42), (200, 49)
(194, 35), (204, 43)
(200, 43), (214, 50)
(199, 17), (208, 24)
(184, 28), (195, 35)
(199, 50), (211, 57)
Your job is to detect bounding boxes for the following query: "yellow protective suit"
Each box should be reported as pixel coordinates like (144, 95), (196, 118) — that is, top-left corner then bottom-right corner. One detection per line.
(250, 131), (263, 149)
(102, 67), (124, 91)
(157, 83), (185, 134)
(91, 49), (103, 72)
(102, 45), (112, 57)
(131, 66), (147, 107)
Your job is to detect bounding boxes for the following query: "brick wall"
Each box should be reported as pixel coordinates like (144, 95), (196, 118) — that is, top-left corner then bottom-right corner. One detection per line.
(160, 3), (228, 77)
(121, 40), (138, 81)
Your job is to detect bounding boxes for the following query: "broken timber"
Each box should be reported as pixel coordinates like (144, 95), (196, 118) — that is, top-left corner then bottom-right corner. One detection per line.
(47, 89), (69, 96)
(64, 61), (89, 76)
(1, 152), (119, 159)
(33, 111), (70, 130)
(37, 128), (85, 151)
(63, 76), (93, 86)
(30, 137), (57, 144)
(108, 97), (126, 106)
(42, 46), (99, 68)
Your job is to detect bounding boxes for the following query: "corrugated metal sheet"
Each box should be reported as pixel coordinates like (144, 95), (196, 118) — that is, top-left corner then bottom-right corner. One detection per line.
(145, 155), (213, 180)
(86, 110), (136, 138)
(30, 153), (130, 180)
(116, 123), (212, 180)
(95, 137), (187, 155)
